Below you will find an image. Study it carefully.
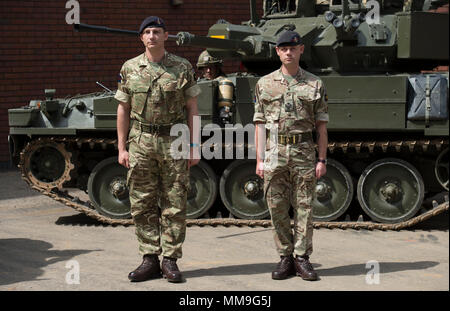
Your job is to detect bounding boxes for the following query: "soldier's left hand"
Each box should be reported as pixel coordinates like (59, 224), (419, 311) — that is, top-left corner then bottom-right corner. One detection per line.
(189, 146), (201, 168)
(315, 162), (326, 179)
(189, 158), (200, 168)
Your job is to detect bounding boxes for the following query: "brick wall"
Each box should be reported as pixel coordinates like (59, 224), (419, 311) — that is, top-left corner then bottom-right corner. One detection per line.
(0, 0), (263, 165)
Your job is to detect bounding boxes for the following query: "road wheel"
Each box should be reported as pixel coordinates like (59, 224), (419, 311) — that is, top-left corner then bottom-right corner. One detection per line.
(312, 158), (354, 222)
(187, 160), (218, 219)
(87, 157), (131, 219)
(219, 160), (269, 219)
(435, 148), (449, 191)
(357, 158), (424, 223)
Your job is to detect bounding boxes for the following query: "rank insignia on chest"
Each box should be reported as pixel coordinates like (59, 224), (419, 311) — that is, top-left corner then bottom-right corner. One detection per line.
(284, 92), (295, 112)
(284, 99), (294, 112)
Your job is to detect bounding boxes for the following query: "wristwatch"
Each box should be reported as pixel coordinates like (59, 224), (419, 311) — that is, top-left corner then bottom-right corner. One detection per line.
(318, 158), (327, 164)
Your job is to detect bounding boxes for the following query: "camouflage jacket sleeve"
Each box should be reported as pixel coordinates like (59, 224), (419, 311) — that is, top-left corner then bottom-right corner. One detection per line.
(314, 81), (329, 123)
(253, 81), (266, 123)
(183, 62), (201, 99)
(114, 64), (131, 104)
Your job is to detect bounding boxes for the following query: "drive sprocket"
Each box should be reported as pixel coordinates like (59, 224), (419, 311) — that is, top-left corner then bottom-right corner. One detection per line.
(19, 137), (75, 190)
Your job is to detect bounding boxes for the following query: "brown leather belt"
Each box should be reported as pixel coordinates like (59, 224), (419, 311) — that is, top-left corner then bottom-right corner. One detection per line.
(131, 120), (173, 136)
(277, 132), (312, 145)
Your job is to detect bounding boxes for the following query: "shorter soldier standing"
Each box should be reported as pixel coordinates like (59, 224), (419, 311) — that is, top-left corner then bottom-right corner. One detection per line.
(254, 31), (329, 281)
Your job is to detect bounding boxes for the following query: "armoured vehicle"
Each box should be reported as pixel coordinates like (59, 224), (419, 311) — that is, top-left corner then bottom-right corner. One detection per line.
(8, 0), (449, 228)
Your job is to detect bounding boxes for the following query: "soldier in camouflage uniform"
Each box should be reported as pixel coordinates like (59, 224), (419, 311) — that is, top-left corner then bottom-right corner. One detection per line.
(115, 16), (201, 283)
(254, 31), (329, 281)
(196, 50), (226, 80)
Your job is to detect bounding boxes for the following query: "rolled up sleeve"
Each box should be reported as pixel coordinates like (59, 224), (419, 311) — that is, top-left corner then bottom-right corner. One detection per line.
(253, 82), (266, 123)
(314, 83), (329, 123)
(114, 64), (131, 104)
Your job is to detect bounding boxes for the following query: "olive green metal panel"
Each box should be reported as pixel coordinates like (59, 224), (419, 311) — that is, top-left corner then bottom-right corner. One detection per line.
(234, 76), (259, 104)
(397, 11), (449, 60)
(328, 103), (405, 129)
(234, 76), (259, 126)
(197, 81), (216, 127)
(8, 108), (40, 127)
(322, 75), (407, 104)
(93, 96), (118, 128)
(322, 75), (407, 130)
(408, 120), (450, 136)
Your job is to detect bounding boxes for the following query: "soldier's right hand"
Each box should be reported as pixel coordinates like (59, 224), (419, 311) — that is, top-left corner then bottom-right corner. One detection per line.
(256, 160), (264, 179)
(118, 150), (130, 168)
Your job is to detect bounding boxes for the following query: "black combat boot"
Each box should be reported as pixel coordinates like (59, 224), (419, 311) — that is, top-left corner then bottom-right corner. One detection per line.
(294, 255), (318, 281)
(128, 254), (162, 282)
(272, 255), (296, 280)
(161, 257), (183, 283)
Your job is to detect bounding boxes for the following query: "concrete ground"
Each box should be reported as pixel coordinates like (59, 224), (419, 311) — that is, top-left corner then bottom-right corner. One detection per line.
(0, 169), (448, 294)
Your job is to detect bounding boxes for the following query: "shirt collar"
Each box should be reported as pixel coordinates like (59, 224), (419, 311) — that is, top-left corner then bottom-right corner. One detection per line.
(275, 67), (305, 86)
(138, 51), (175, 68)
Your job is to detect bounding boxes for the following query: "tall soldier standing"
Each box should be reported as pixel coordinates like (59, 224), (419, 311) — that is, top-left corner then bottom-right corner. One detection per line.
(254, 31), (329, 281)
(115, 16), (201, 283)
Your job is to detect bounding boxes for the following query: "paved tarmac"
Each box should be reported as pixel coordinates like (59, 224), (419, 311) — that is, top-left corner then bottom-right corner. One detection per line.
(0, 169), (448, 295)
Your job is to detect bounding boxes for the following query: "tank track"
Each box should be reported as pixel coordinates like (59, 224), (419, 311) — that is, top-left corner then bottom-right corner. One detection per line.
(19, 136), (449, 230)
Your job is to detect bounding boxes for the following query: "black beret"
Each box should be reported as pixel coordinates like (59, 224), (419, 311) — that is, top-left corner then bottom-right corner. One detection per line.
(276, 31), (303, 47)
(139, 16), (166, 34)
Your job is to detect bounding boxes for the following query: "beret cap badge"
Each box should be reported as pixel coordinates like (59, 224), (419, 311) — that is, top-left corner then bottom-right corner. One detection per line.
(276, 30), (303, 47)
(139, 16), (166, 34)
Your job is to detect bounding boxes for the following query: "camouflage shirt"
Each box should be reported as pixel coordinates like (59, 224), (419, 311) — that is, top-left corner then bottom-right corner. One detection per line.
(115, 52), (201, 125)
(253, 68), (329, 134)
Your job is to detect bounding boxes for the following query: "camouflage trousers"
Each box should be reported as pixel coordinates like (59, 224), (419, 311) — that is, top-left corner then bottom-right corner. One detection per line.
(264, 141), (316, 257)
(127, 128), (189, 259)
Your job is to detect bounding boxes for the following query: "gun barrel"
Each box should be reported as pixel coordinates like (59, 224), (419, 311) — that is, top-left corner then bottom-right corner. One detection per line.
(74, 23), (139, 36)
(175, 32), (253, 55)
(73, 24), (252, 54)
(74, 23), (179, 40)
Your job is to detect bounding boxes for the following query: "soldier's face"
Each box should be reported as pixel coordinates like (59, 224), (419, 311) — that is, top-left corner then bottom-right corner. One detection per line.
(140, 27), (168, 50)
(200, 65), (218, 80)
(276, 45), (304, 66)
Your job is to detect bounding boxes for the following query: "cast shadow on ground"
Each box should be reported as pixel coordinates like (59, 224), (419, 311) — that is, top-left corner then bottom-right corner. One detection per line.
(316, 261), (439, 277)
(55, 213), (112, 227)
(183, 262), (276, 279)
(183, 260), (439, 279)
(0, 238), (100, 286)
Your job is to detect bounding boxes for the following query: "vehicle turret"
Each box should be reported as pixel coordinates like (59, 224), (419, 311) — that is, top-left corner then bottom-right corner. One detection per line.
(74, 0), (448, 75)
